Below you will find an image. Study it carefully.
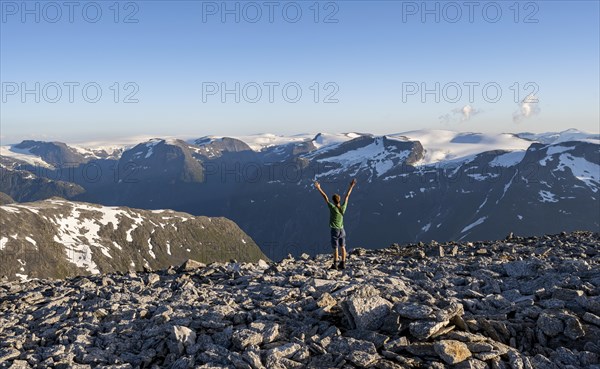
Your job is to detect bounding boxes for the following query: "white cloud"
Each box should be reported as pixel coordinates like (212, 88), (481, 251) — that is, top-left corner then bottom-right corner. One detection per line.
(439, 104), (481, 124)
(513, 94), (540, 123)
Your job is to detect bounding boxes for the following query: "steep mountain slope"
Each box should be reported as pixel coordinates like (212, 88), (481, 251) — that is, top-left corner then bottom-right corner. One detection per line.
(9, 140), (88, 166)
(0, 163), (85, 202)
(119, 139), (204, 183)
(0, 192), (15, 205)
(0, 199), (266, 281)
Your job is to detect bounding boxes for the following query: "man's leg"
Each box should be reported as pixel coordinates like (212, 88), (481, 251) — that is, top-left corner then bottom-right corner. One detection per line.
(331, 228), (338, 263)
(340, 229), (347, 264)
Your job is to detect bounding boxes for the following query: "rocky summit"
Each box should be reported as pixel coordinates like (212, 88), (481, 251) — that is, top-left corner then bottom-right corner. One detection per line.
(0, 231), (599, 369)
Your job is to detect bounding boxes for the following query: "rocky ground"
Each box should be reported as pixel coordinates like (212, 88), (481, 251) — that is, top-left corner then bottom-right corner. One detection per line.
(0, 231), (599, 369)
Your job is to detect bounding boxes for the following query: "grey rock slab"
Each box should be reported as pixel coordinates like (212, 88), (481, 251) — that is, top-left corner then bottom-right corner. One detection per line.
(241, 346), (264, 369)
(553, 288), (584, 301)
(404, 342), (436, 357)
(409, 320), (449, 340)
(178, 259), (206, 272)
(466, 342), (496, 353)
(454, 358), (489, 369)
(577, 296), (600, 315)
(434, 340), (472, 365)
(232, 329), (263, 350)
(580, 351), (600, 367)
(383, 337), (409, 353)
(583, 312), (600, 326)
(507, 350), (525, 369)
(315, 293), (336, 309)
(503, 260), (538, 278)
(395, 303), (434, 319)
(530, 354), (555, 369)
(0, 348), (20, 363)
(266, 343), (301, 360)
(341, 295), (392, 330)
(563, 315), (585, 340)
(344, 329), (390, 349)
(473, 350), (504, 361)
(445, 331), (489, 342)
(537, 312), (564, 337)
(8, 360), (31, 369)
(435, 302), (464, 322)
(347, 350), (380, 367)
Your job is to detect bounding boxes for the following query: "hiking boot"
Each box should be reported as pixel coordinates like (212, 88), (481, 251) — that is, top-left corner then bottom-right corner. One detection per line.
(338, 261), (346, 270)
(329, 262), (338, 270)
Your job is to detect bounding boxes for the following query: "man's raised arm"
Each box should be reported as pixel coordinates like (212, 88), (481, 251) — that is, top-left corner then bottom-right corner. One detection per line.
(344, 179), (357, 204)
(314, 181), (329, 203)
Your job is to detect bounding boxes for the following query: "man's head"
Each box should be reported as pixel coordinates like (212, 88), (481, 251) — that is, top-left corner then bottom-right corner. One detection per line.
(332, 194), (341, 204)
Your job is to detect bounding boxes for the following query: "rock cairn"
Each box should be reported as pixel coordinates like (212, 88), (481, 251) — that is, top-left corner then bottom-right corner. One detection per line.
(0, 231), (599, 368)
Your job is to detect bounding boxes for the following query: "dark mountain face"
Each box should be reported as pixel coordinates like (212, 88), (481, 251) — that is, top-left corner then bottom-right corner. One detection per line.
(4, 135), (599, 261)
(0, 198), (266, 281)
(201, 139), (598, 260)
(0, 192), (15, 205)
(192, 137), (253, 159)
(13, 140), (89, 166)
(118, 139), (204, 183)
(259, 140), (317, 163)
(0, 165), (85, 202)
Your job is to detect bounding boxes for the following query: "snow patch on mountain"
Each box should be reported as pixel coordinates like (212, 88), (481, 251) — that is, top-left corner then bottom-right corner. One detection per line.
(25, 237), (37, 249)
(555, 154), (600, 192)
(193, 132), (363, 153)
(144, 139), (162, 159)
(539, 145), (576, 166)
(148, 238), (156, 259)
(0, 145), (54, 168)
(68, 135), (158, 154)
(126, 214), (144, 242)
(195, 133), (314, 151)
(50, 204), (116, 273)
(489, 151), (526, 167)
(539, 190), (559, 203)
(311, 132), (362, 150)
(3, 199), (158, 273)
(517, 129), (600, 145)
(461, 216), (487, 233)
(315, 137), (411, 179)
(388, 130), (531, 165)
(69, 145), (124, 160)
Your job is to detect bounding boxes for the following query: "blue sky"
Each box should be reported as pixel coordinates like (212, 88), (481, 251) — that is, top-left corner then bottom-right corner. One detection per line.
(1, 0), (599, 143)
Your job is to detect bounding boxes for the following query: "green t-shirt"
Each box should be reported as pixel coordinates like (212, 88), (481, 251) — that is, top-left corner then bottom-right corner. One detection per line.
(327, 201), (348, 229)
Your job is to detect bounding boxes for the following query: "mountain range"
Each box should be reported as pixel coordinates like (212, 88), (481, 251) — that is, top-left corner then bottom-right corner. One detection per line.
(1, 128), (598, 261)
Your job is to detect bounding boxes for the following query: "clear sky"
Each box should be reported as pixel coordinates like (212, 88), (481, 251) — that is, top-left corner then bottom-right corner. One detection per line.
(1, 0), (599, 143)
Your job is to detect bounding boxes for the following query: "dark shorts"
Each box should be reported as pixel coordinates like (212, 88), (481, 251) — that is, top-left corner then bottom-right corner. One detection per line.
(330, 228), (346, 248)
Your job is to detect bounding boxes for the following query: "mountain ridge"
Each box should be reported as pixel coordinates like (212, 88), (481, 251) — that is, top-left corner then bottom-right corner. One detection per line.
(0, 198), (267, 281)
(1, 129), (598, 260)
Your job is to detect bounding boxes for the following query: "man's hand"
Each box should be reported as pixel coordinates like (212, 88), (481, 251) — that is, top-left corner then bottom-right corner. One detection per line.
(344, 178), (356, 203)
(315, 180), (328, 203)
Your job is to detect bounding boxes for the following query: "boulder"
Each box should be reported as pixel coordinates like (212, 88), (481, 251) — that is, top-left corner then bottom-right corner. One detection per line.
(342, 296), (392, 330)
(434, 340), (472, 364)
